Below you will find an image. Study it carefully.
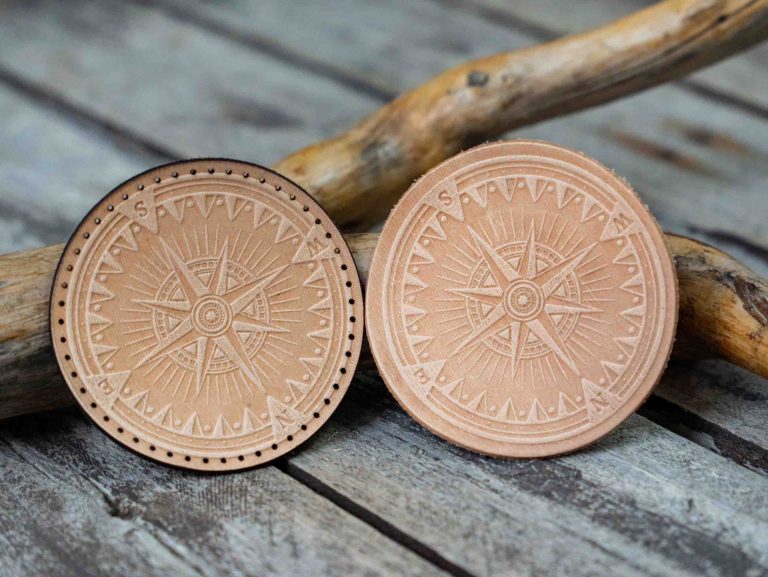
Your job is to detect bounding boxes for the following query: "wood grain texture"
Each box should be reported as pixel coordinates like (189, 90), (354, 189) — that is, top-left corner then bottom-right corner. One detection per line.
(464, 0), (768, 112)
(0, 1), (765, 573)
(286, 373), (768, 576)
(0, 0), (766, 272)
(0, 407), (448, 577)
(0, 85), (162, 251)
(669, 234), (768, 376)
(0, 0), (374, 165)
(2, 234), (766, 419)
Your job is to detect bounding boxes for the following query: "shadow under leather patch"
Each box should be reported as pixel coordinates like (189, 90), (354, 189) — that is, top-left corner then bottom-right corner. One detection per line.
(51, 159), (364, 472)
(366, 140), (677, 458)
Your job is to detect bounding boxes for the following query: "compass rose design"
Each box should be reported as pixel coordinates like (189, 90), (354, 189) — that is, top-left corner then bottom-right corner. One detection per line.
(135, 239), (287, 396)
(366, 142), (678, 457)
(51, 160), (364, 470)
(451, 227), (599, 379)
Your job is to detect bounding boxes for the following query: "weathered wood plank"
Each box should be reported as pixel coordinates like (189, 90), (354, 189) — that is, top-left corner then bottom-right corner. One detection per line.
(460, 0), (768, 113)
(0, 0), (374, 165)
(148, 0), (532, 96)
(0, 84), (162, 252)
(519, 89), (768, 273)
(151, 0), (768, 115)
(0, 408), (449, 577)
(0, 2), (765, 571)
(646, 361), (768, 473)
(0, 438), (199, 577)
(288, 374), (768, 577)
(2, 0), (766, 269)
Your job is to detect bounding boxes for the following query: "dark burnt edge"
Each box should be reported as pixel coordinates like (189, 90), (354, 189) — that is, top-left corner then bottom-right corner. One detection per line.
(639, 394), (768, 476)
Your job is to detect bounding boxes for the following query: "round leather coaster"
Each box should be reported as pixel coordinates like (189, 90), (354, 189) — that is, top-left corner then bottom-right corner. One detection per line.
(366, 141), (677, 458)
(51, 160), (363, 471)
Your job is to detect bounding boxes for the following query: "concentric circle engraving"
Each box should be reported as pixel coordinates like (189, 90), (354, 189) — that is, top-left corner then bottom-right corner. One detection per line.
(51, 159), (364, 471)
(366, 141), (677, 457)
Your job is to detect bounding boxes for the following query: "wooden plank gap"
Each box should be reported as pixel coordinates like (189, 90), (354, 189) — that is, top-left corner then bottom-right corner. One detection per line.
(275, 458), (478, 577)
(639, 395), (768, 476)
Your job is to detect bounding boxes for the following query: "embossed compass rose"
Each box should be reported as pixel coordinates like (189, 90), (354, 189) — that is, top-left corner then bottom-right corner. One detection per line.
(367, 141), (677, 458)
(51, 160), (364, 471)
(451, 227), (599, 379)
(135, 239), (287, 396)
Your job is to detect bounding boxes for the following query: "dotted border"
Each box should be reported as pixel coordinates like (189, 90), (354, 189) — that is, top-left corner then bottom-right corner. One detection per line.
(51, 159), (364, 472)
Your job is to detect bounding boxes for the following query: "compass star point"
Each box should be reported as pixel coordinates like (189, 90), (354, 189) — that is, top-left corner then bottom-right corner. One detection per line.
(232, 315), (289, 334)
(535, 242), (597, 297)
(467, 226), (520, 285)
(160, 238), (210, 299)
(527, 313), (580, 376)
(451, 305), (508, 356)
(138, 239), (281, 395)
(518, 224), (538, 279)
(195, 336), (217, 396)
(137, 317), (196, 368)
(454, 227), (591, 377)
(210, 238), (230, 296)
(215, 327), (266, 393)
(226, 263), (290, 315)
(544, 295), (601, 316)
(508, 321), (528, 380)
(448, 286), (503, 306)
(134, 298), (191, 316)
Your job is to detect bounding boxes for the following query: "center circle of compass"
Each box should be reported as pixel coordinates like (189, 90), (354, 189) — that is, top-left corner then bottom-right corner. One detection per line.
(193, 296), (232, 336)
(504, 281), (542, 320)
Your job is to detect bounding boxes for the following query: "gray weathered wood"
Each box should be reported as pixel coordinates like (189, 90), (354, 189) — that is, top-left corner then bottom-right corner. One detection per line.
(288, 374), (768, 577)
(0, 408), (448, 577)
(0, 0), (374, 164)
(649, 361), (768, 473)
(0, 84), (162, 251)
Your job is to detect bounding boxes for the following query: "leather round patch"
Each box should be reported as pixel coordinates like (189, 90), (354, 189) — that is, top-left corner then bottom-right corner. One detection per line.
(51, 160), (363, 471)
(366, 141), (677, 457)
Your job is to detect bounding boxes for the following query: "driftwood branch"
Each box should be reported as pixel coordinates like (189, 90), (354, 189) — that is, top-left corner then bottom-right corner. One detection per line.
(1, 234), (767, 419)
(1, 0), (768, 420)
(667, 234), (768, 377)
(275, 0), (768, 231)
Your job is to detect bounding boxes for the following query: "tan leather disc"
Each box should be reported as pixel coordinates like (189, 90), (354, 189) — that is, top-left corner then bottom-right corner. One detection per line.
(367, 141), (677, 458)
(51, 160), (363, 471)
